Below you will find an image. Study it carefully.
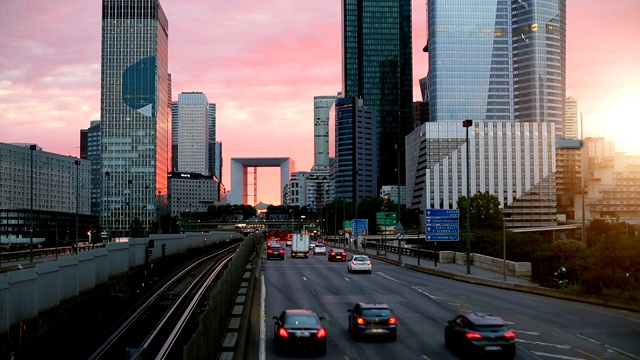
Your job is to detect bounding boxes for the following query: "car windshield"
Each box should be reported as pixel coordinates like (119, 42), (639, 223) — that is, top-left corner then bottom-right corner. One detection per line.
(315, 244), (325, 248)
(361, 309), (391, 317)
(332, 249), (345, 252)
(353, 256), (369, 261)
(284, 314), (319, 326)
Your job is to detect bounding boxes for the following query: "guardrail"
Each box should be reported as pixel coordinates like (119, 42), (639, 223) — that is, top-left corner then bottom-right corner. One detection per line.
(0, 244), (104, 264)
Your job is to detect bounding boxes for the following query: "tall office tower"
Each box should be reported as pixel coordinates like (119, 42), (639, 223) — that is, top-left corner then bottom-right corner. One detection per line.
(176, 92), (210, 175)
(80, 120), (102, 218)
(427, 0), (566, 135)
(342, 0), (414, 188)
(564, 96), (578, 139)
(334, 96), (378, 208)
(213, 141), (223, 182)
(208, 103), (217, 178)
(171, 101), (179, 171)
(313, 96), (335, 172)
(100, 0), (171, 238)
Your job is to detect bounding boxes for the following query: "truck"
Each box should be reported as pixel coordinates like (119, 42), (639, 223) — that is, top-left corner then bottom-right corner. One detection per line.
(291, 233), (310, 258)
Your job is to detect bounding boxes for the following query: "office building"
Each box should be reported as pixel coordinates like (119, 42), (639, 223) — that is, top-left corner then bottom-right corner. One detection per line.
(175, 92), (210, 175)
(426, 0), (566, 135)
(334, 96), (378, 208)
(565, 97), (578, 139)
(168, 172), (219, 217)
(100, 0), (171, 238)
(80, 121), (102, 219)
(342, 0), (414, 188)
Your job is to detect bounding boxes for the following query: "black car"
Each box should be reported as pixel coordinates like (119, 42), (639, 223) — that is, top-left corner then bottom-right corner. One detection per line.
(266, 244), (286, 260)
(328, 248), (347, 262)
(273, 309), (327, 355)
(347, 302), (397, 341)
(444, 312), (516, 359)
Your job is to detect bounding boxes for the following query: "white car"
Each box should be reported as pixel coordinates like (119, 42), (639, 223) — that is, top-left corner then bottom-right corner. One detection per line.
(313, 244), (327, 255)
(347, 255), (372, 274)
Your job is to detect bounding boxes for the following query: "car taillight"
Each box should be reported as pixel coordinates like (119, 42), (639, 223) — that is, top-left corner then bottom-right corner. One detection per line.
(341, 252), (346, 256)
(503, 331), (516, 339)
(278, 328), (289, 338)
(356, 317), (366, 325)
(267, 250), (273, 254)
(388, 317), (397, 325)
(316, 328), (327, 338)
(465, 332), (483, 339)
(351, 260), (358, 265)
(366, 261), (371, 265)
(279, 250), (284, 254)
(330, 252), (336, 255)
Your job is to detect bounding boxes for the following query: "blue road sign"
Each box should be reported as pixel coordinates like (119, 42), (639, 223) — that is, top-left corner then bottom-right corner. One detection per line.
(425, 225), (460, 233)
(425, 217), (459, 225)
(426, 234), (460, 241)
(425, 209), (460, 218)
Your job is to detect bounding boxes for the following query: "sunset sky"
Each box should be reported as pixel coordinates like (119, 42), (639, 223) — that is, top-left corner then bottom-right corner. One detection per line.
(1, 1), (639, 205)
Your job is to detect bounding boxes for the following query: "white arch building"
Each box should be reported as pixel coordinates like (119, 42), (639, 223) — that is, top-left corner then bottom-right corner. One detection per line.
(229, 157), (293, 205)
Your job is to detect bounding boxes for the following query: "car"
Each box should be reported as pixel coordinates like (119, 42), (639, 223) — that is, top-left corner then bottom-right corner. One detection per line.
(266, 237), (280, 249)
(444, 312), (516, 359)
(273, 309), (327, 356)
(266, 244), (286, 260)
(347, 302), (397, 341)
(285, 239), (292, 247)
(313, 243), (327, 255)
(347, 255), (372, 273)
(328, 248), (347, 262)
(309, 242), (315, 249)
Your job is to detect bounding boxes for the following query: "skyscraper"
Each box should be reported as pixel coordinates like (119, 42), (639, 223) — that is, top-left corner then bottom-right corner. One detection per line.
(426, 0), (566, 135)
(176, 92), (210, 175)
(313, 96), (335, 172)
(342, 0), (414, 188)
(564, 96), (578, 139)
(100, 0), (171, 238)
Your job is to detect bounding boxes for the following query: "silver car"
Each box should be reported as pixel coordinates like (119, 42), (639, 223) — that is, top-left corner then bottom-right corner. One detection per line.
(313, 243), (327, 255)
(347, 255), (372, 273)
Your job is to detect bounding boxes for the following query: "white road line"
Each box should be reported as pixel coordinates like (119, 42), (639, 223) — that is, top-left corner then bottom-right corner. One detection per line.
(377, 272), (408, 284)
(411, 286), (442, 300)
(513, 330), (541, 335)
(259, 273), (266, 360)
(530, 351), (586, 359)
(516, 339), (570, 349)
(422, 355), (432, 360)
(344, 277), (350, 281)
(302, 276), (307, 281)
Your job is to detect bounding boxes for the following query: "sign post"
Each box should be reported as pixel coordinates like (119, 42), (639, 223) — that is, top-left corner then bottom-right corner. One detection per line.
(425, 209), (460, 267)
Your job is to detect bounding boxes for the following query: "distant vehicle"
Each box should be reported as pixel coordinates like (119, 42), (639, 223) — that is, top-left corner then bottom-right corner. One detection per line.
(266, 245), (286, 260)
(347, 302), (397, 341)
(285, 239), (292, 247)
(328, 248), (347, 262)
(313, 243), (327, 255)
(291, 234), (310, 258)
(273, 309), (327, 356)
(347, 255), (372, 274)
(444, 312), (516, 359)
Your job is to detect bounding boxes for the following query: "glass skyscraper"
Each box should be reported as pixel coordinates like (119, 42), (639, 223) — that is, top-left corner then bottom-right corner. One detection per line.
(342, 0), (414, 188)
(427, 0), (566, 135)
(100, 0), (171, 238)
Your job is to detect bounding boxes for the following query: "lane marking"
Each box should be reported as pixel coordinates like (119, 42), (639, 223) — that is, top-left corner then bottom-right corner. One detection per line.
(377, 272), (408, 284)
(530, 351), (586, 359)
(512, 330), (540, 335)
(302, 276), (307, 281)
(516, 339), (570, 349)
(259, 273), (266, 360)
(411, 286), (442, 300)
(344, 277), (350, 282)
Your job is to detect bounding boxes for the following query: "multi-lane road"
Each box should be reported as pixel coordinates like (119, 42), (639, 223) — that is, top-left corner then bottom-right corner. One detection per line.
(259, 246), (640, 360)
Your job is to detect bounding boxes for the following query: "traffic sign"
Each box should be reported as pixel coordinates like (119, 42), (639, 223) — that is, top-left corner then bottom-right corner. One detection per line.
(376, 212), (397, 226)
(425, 209), (459, 218)
(426, 234), (459, 241)
(425, 217), (459, 225)
(426, 225), (460, 233)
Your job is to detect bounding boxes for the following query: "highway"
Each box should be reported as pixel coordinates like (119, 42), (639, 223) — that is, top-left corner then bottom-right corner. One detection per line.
(260, 247), (640, 360)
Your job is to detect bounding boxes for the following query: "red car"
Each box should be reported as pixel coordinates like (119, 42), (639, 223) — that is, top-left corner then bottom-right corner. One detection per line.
(267, 245), (286, 260)
(328, 248), (347, 262)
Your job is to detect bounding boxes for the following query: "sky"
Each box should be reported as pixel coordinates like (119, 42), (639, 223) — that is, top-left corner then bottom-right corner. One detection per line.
(1, 1), (640, 206)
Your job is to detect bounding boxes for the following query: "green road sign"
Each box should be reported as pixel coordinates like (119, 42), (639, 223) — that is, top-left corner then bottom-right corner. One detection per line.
(376, 212), (397, 226)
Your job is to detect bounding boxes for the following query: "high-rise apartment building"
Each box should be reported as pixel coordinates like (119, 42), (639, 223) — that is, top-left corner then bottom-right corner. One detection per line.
(100, 0), (171, 238)
(175, 92), (210, 175)
(564, 96), (578, 139)
(342, 0), (414, 188)
(426, 0), (566, 136)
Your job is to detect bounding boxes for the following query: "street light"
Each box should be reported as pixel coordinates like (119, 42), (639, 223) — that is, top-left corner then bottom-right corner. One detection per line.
(105, 171), (111, 242)
(29, 144), (36, 262)
(75, 159), (81, 254)
(462, 119), (473, 274)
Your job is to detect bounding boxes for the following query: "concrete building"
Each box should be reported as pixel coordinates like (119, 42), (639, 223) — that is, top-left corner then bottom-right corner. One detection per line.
(405, 122), (557, 229)
(380, 185), (406, 205)
(565, 97), (579, 139)
(168, 172), (219, 217)
(100, 0), (171, 238)
(80, 120), (102, 220)
(229, 158), (293, 205)
(555, 139), (582, 222)
(0, 143), (92, 245)
(175, 92), (210, 175)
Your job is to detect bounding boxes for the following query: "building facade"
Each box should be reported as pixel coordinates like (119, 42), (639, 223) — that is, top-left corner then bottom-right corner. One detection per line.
(405, 122), (557, 229)
(313, 96), (335, 172)
(175, 92), (210, 175)
(334, 96), (378, 208)
(0, 143), (93, 245)
(426, 0), (566, 136)
(168, 172), (219, 217)
(564, 97), (578, 139)
(80, 121), (102, 220)
(100, 0), (171, 238)
(555, 139), (582, 222)
(342, 0), (414, 188)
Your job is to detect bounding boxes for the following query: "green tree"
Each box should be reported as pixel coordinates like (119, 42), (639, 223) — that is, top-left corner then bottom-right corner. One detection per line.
(457, 191), (503, 230)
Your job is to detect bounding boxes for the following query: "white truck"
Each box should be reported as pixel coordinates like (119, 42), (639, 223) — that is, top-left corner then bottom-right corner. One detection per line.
(291, 233), (310, 258)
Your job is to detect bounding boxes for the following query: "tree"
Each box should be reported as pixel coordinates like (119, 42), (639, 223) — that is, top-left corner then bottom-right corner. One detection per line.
(457, 191), (503, 230)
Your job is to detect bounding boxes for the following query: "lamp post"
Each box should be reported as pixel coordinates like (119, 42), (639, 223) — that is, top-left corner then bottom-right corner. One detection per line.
(29, 144), (36, 262)
(75, 159), (81, 254)
(502, 213), (512, 282)
(462, 119), (473, 274)
(105, 171), (111, 242)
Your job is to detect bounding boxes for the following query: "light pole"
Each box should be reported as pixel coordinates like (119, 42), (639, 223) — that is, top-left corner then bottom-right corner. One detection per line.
(75, 159), (81, 254)
(502, 213), (511, 282)
(105, 171), (111, 242)
(29, 144), (36, 262)
(462, 119), (473, 274)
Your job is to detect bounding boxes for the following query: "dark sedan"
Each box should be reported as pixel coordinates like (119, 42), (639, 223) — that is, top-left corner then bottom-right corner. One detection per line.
(266, 245), (286, 260)
(328, 248), (347, 262)
(273, 309), (327, 356)
(444, 312), (516, 359)
(347, 302), (397, 341)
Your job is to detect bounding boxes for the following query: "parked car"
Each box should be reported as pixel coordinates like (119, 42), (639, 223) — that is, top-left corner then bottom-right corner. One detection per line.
(273, 309), (327, 356)
(347, 302), (397, 341)
(266, 244), (286, 260)
(347, 255), (372, 274)
(328, 248), (347, 262)
(444, 312), (516, 359)
(313, 243), (327, 255)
